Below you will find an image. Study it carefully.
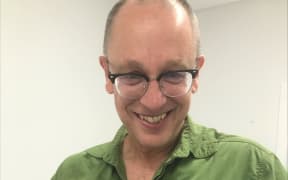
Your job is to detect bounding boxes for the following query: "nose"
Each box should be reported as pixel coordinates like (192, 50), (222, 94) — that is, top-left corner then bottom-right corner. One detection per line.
(139, 80), (167, 110)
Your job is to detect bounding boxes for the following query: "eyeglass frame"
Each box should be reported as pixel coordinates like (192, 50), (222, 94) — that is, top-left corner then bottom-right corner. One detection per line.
(107, 69), (199, 98)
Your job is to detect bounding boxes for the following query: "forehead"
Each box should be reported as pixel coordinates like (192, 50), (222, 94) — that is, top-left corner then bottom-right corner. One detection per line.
(107, 0), (197, 72)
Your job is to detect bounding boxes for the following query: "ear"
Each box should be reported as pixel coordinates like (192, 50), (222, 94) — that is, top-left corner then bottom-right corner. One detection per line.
(191, 55), (205, 93)
(99, 56), (114, 94)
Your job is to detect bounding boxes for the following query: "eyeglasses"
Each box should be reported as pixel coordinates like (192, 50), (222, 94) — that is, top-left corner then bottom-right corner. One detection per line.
(108, 69), (198, 99)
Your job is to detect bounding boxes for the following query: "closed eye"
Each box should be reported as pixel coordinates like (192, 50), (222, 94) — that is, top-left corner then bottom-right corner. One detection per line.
(161, 71), (186, 84)
(117, 74), (145, 85)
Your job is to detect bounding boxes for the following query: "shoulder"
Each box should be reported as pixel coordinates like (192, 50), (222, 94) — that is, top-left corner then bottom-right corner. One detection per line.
(215, 134), (287, 179)
(52, 127), (127, 180)
(217, 134), (275, 158)
(189, 119), (287, 178)
(64, 142), (113, 165)
(189, 120), (276, 158)
(52, 142), (114, 180)
(185, 119), (275, 160)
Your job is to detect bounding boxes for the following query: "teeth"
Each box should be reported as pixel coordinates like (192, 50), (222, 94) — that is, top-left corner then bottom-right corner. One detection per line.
(139, 113), (167, 124)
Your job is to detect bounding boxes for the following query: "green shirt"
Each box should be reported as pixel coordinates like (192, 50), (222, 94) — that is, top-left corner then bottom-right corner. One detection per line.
(52, 117), (287, 180)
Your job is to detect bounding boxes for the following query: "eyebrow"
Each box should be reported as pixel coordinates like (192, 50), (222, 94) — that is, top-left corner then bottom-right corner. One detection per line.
(108, 59), (144, 73)
(163, 59), (191, 70)
(108, 58), (193, 73)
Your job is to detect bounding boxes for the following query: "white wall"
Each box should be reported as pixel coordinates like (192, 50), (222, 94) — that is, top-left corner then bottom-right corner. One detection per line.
(192, 0), (287, 166)
(1, 0), (286, 179)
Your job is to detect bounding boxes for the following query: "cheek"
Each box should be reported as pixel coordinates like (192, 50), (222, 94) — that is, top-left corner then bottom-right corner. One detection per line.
(175, 94), (192, 112)
(114, 95), (124, 114)
(114, 95), (134, 119)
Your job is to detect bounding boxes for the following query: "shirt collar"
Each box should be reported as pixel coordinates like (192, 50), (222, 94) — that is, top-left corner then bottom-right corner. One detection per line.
(169, 116), (218, 160)
(86, 126), (127, 167)
(86, 116), (219, 165)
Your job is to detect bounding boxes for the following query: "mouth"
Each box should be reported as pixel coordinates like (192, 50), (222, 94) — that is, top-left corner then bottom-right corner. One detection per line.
(136, 112), (169, 124)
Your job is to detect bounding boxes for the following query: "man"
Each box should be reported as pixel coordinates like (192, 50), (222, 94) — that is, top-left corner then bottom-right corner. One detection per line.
(52, 0), (287, 179)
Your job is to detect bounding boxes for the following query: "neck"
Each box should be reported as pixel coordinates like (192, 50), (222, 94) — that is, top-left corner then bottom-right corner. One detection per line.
(122, 136), (177, 170)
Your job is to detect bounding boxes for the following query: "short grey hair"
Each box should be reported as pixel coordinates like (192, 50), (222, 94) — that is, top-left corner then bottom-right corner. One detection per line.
(103, 0), (201, 56)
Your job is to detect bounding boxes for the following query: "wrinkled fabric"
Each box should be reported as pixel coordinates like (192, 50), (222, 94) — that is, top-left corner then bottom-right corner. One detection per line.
(52, 117), (287, 180)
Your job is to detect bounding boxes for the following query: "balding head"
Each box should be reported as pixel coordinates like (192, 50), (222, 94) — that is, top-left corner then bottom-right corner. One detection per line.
(103, 0), (201, 57)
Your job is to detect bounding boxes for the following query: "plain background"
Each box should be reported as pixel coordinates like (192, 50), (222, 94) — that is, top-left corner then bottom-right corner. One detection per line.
(1, 0), (287, 179)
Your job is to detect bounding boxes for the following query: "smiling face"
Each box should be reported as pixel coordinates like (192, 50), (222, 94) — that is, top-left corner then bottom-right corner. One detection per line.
(100, 1), (204, 150)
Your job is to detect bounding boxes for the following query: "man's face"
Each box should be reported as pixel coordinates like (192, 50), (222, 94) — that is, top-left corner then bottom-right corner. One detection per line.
(100, 2), (204, 150)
